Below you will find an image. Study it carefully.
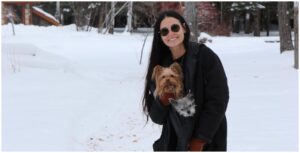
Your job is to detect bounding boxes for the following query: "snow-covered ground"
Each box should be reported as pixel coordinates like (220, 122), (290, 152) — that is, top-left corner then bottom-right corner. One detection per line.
(2, 24), (298, 151)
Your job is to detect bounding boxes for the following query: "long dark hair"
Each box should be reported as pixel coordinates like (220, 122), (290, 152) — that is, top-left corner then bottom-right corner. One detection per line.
(142, 10), (191, 122)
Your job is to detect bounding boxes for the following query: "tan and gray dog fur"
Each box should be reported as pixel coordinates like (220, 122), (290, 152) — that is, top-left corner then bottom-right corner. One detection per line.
(151, 62), (184, 99)
(151, 62), (196, 117)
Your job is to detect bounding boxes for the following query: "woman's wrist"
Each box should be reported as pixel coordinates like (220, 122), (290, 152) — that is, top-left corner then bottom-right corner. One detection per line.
(189, 138), (206, 151)
(159, 93), (175, 106)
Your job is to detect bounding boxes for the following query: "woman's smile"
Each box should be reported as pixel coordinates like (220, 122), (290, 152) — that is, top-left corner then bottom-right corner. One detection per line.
(169, 37), (178, 41)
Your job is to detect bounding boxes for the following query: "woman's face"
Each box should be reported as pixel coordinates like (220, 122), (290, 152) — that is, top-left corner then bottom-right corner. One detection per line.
(160, 17), (186, 48)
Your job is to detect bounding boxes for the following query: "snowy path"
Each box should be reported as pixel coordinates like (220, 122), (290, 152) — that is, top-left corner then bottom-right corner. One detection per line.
(2, 25), (298, 151)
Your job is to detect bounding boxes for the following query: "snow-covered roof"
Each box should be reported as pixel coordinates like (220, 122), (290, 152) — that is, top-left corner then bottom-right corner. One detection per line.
(32, 6), (59, 23)
(230, 2), (265, 11)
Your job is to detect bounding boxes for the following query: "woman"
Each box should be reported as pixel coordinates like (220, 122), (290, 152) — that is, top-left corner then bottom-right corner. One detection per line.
(142, 10), (229, 151)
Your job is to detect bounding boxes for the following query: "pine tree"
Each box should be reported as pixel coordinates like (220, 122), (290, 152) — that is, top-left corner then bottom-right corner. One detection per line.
(229, 2), (265, 36)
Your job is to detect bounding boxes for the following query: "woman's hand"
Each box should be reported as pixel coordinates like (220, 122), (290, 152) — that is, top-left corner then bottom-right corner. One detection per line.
(188, 138), (206, 151)
(159, 93), (175, 106)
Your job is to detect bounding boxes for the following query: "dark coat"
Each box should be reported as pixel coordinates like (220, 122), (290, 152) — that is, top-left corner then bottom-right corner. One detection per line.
(148, 42), (229, 151)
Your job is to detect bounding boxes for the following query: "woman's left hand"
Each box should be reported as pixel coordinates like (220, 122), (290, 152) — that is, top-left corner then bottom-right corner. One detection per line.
(188, 138), (206, 151)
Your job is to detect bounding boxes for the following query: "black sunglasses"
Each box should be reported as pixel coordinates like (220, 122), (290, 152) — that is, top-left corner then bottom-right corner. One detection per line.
(159, 24), (181, 37)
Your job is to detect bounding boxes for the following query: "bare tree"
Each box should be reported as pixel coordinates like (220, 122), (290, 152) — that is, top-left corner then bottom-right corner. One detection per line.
(131, 2), (156, 29)
(98, 2), (107, 33)
(245, 11), (251, 34)
(127, 2), (133, 32)
(72, 2), (84, 31)
(253, 8), (261, 36)
(6, 6), (15, 36)
(102, 2), (128, 34)
(72, 2), (91, 31)
(55, 1), (61, 23)
(294, 1), (299, 69)
(108, 2), (115, 34)
(278, 2), (294, 53)
(266, 6), (271, 36)
(98, 2), (115, 34)
(184, 2), (198, 42)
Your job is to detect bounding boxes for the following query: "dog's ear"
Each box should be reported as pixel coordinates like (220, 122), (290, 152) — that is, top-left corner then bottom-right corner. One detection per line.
(170, 62), (183, 77)
(151, 65), (163, 81)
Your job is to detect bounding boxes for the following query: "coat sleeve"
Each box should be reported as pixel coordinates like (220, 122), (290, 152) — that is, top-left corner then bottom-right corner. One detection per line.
(194, 45), (229, 143)
(147, 81), (170, 125)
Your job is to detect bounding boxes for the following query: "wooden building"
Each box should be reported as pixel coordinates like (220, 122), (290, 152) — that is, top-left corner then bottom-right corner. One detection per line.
(2, 1), (59, 26)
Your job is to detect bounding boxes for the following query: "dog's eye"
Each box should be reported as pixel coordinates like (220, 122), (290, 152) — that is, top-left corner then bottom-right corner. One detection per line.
(162, 76), (165, 79)
(170, 75), (174, 77)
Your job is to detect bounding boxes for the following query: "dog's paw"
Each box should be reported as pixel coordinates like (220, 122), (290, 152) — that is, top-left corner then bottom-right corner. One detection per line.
(169, 98), (176, 103)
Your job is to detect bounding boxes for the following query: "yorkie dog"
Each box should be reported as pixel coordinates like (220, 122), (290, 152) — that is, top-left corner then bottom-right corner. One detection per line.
(151, 62), (196, 117)
(151, 62), (184, 99)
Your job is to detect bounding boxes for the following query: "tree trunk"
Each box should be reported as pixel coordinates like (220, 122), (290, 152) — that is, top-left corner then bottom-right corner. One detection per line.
(294, 2), (299, 69)
(233, 13), (240, 33)
(24, 4), (32, 25)
(253, 9), (260, 36)
(7, 6), (15, 35)
(228, 12), (233, 35)
(266, 7), (270, 36)
(220, 2), (223, 24)
(55, 1), (61, 23)
(98, 2), (105, 33)
(127, 2), (133, 32)
(278, 2), (294, 53)
(108, 2), (115, 34)
(245, 12), (251, 34)
(184, 2), (198, 42)
(104, 2), (108, 29)
(72, 2), (89, 31)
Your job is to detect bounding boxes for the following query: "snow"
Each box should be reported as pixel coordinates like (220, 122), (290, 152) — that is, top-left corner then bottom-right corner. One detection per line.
(2, 24), (298, 151)
(256, 3), (266, 9)
(63, 8), (70, 12)
(198, 32), (213, 43)
(232, 3), (238, 7)
(231, 2), (265, 11)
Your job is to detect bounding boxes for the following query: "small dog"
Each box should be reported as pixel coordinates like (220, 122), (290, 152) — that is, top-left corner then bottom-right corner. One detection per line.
(151, 62), (196, 117)
(169, 92), (196, 117)
(151, 62), (184, 99)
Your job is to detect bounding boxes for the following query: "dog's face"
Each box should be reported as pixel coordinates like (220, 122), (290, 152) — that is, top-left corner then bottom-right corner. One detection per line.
(151, 62), (183, 99)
